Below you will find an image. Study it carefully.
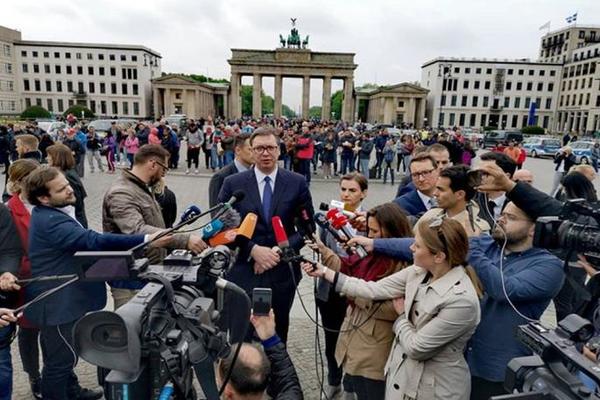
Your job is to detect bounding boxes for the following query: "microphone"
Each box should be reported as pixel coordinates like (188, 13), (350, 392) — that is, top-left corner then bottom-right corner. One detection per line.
(314, 212), (346, 243)
(208, 213), (257, 247)
(327, 210), (368, 259)
(319, 201), (357, 219)
(179, 205), (202, 224)
(225, 190), (245, 208)
(272, 216), (316, 268)
(295, 206), (317, 241)
(201, 208), (241, 240)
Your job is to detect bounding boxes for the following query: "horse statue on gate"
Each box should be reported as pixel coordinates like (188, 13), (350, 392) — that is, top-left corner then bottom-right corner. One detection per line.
(278, 18), (308, 49)
(279, 34), (287, 47)
(302, 35), (309, 49)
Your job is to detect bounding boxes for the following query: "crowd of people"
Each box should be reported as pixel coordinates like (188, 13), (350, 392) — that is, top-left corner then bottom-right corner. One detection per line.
(0, 115), (599, 400)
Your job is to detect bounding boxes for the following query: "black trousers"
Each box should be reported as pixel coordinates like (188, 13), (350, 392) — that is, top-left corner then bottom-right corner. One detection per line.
(18, 326), (40, 380)
(470, 376), (507, 400)
(39, 321), (80, 400)
(187, 147), (200, 169)
(343, 374), (385, 400)
(316, 291), (347, 386)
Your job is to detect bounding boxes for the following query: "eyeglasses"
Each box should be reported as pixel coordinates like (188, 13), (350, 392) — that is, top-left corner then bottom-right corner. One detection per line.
(411, 168), (435, 180)
(252, 145), (278, 154)
(153, 159), (169, 172)
(428, 217), (449, 252)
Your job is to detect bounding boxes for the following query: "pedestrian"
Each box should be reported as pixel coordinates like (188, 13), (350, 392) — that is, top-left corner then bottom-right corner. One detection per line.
(592, 142), (600, 173)
(124, 128), (139, 168)
(103, 130), (116, 174)
(357, 132), (374, 180)
(550, 146), (576, 196)
(382, 138), (395, 184)
(461, 139), (476, 166)
(185, 120), (203, 174)
(321, 130), (337, 179)
(86, 127), (104, 173)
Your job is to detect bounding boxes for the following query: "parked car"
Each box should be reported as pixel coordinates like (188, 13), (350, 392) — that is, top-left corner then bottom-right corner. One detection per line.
(88, 119), (136, 138)
(522, 137), (561, 158)
(37, 121), (67, 140)
(166, 114), (187, 130)
(483, 130), (524, 148)
(569, 141), (595, 164)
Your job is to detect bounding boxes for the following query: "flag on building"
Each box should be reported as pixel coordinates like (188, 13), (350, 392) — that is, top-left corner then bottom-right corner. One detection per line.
(539, 21), (551, 30)
(566, 13), (578, 23)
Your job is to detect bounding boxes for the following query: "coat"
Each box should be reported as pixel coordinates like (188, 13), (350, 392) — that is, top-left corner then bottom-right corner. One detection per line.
(394, 189), (428, 217)
(336, 265), (480, 400)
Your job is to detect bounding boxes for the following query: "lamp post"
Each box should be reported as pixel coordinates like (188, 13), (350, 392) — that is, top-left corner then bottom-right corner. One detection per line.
(437, 63), (452, 130)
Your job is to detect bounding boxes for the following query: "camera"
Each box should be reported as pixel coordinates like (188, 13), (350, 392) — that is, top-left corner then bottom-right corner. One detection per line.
(72, 245), (250, 400)
(496, 314), (600, 400)
(533, 199), (600, 267)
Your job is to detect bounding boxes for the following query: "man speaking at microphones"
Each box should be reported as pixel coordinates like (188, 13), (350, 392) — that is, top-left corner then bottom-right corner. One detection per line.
(218, 127), (314, 343)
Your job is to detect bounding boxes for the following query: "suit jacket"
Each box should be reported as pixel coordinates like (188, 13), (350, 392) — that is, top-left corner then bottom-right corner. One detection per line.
(26, 205), (145, 326)
(474, 192), (510, 228)
(336, 265), (480, 400)
(394, 189), (428, 217)
(208, 162), (239, 208)
(217, 168), (314, 290)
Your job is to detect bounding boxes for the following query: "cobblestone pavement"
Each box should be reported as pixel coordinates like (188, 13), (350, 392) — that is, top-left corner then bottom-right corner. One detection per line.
(2, 150), (563, 399)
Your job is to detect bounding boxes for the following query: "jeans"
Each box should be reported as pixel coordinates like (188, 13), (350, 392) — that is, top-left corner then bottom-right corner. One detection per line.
(550, 171), (564, 197)
(283, 154), (292, 170)
(0, 325), (14, 400)
(40, 321), (80, 400)
(210, 147), (222, 169)
(298, 158), (311, 184)
(383, 161), (394, 184)
(87, 150), (104, 172)
(593, 158), (599, 173)
(359, 158), (370, 179)
(127, 153), (135, 167)
(341, 154), (354, 175)
(18, 326), (40, 381)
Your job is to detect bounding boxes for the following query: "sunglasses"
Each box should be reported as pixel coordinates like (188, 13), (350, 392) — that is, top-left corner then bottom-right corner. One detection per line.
(428, 216), (449, 252)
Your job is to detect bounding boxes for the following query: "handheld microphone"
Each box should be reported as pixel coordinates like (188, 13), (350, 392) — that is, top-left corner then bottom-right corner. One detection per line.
(327, 210), (368, 259)
(179, 205), (202, 224)
(272, 216), (315, 269)
(319, 201), (357, 219)
(225, 190), (245, 208)
(314, 212), (346, 243)
(208, 213), (257, 247)
(200, 207), (241, 240)
(295, 206), (317, 241)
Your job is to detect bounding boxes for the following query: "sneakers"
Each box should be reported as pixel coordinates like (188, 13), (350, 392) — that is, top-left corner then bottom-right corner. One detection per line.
(185, 169), (190, 174)
(195, 169), (199, 174)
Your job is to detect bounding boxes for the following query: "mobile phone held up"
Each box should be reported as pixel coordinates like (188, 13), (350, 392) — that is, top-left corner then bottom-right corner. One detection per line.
(252, 288), (272, 316)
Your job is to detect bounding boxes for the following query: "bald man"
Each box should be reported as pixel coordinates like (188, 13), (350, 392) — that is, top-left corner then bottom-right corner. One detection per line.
(512, 169), (534, 185)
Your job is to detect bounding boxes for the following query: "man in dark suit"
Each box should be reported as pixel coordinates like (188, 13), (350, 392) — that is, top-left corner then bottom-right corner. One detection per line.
(208, 133), (253, 208)
(218, 127), (314, 343)
(24, 166), (169, 400)
(394, 153), (439, 218)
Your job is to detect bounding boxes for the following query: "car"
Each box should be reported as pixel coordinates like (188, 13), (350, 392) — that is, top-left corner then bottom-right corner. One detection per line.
(483, 130), (523, 148)
(88, 119), (136, 138)
(166, 114), (187, 130)
(37, 121), (67, 140)
(569, 141), (595, 164)
(522, 137), (561, 158)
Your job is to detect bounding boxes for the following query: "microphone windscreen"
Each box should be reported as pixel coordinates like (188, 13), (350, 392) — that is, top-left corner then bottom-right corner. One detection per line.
(237, 213), (258, 239)
(319, 202), (330, 212)
(220, 208), (241, 230)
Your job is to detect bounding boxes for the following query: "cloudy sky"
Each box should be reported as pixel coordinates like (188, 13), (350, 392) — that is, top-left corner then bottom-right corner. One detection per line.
(3, 0), (599, 110)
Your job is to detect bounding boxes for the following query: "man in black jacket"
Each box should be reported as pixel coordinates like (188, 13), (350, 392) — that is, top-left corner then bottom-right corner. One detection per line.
(208, 133), (253, 208)
(217, 310), (302, 400)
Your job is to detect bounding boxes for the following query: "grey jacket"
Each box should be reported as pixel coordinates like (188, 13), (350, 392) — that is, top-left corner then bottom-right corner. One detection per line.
(336, 265), (480, 400)
(102, 170), (189, 263)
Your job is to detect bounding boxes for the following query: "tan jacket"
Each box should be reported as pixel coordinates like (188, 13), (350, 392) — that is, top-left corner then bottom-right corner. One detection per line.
(337, 265), (480, 400)
(320, 245), (399, 381)
(416, 203), (490, 236)
(102, 170), (189, 263)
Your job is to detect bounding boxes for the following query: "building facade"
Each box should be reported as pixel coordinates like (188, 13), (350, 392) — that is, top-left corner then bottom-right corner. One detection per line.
(0, 26), (20, 115)
(355, 83), (428, 128)
(0, 24), (161, 118)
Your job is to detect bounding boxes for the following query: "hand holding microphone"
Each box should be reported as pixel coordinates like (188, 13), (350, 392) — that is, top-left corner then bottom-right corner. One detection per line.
(326, 209), (369, 259)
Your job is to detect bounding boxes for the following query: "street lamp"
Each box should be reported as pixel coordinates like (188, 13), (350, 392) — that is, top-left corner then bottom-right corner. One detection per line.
(438, 63), (452, 130)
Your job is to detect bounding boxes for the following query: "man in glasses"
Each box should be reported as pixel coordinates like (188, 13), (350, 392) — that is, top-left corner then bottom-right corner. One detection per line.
(393, 153), (440, 218)
(102, 144), (208, 309)
(395, 143), (451, 197)
(218, 127), (314, 343)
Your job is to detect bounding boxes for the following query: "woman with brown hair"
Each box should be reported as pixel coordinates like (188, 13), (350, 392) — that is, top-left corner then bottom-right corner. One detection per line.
(308, 202), (412, 400)
(304, 218), (481, 400)
(6, 159), (43, 399)
(46, 143), (88, 228)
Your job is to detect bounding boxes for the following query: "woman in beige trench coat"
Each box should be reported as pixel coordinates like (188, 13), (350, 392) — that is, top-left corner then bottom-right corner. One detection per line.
(303, 218), (481, 400)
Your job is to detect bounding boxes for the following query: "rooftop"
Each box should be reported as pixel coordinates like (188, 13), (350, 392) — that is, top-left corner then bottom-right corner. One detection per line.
(15, 39), (161, 58)
(422, 57), (563, 68)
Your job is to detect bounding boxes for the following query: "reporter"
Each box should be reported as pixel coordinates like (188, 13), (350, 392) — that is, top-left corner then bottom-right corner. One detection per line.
(0, 309), (17, 328)
(304, 218), (480, 400)
(310, 202), (411, 400)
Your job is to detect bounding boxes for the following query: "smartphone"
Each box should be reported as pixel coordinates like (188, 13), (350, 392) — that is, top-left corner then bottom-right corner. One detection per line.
(252, 288), (272, 316)
(467, 169), (486, 188)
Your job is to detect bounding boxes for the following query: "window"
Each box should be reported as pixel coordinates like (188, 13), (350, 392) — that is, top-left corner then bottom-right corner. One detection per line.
(65, 52), (71, 59)
(88, 66), (94, 75)
(483, 96), (489, 107)
(550, 70), (556, 76)
(528, 69), (534, 76)
(90, 100), (96, 112)
(57, 99), (64, 112)
(132, 83), (138, 95)
(506, 81), (512, 90)
(537, 82), (543, 91)
(56, 80), (62, 92)
(476, 67), (482, 74)
(101, 101), (107, 114)
(25, 98), (31, 108)
(510, 115), (517, 128)
(579, 30), (585, 39)
(87, 53), (93, 60)
(99, 67), (105, 76)
(111, 82), (117, 94)
(474, 80), (480, 89)
(55, 65), (61, 74)
(110, 67), (116, 76)
(459, 113), (466, 126)
(67, 81), (73, 92)
(545, 98), (552, 109)
(463, 80), (469, 89)
(133, 69), (137, 80)
(100, 82), (106, 94)
(54, 52), (60, 58)
(122, 101), (129, 115)
(465, 68), (471, 74)
(34, 79), (40, 91)
(77, 66), (83, 75)
(21, 50), (27, 57)
(586, 93), (591, 105)
(481, 114), (487, 127)
(440, 95), (446, 106)
(78, 82), (84, 93)
(66, 65), (72, 74)
(133, 101), (139, 115)
(131, 55), (137, 62)
(36, 98), (42, 107)
(514, 97), (521, 108)
(454, 67), (460, 74)
(43, 51), (49, 58)
(539, 70), (545, 76)
(398, 100), (404, 107)
(121, 83), (128, 95)
(22, 63), (28, 73)
(469, 114), (476, 127)
(472, 96), (478, 107)
(47, 99), (53, 111)
(112, 101), (118, 115)
(507, 69), (514, 75)
(33, 64), (39, 73)
(32, 51), (38, 58)
(484, 81), (491, 90)
(76, 53), (82, 60)
(450, 95), (457, 106)
(44, 64), (50, 74)
(548, 83), (554, 91)
(120, 54), (126, 61)
(525, 97), (531, 108)
(526, 82), (533, 91)
(448, 113), (455, 126)
(535, 97), (541, 107)
(518, 69), (524, 75)
(98, 54), (104, 61)
(88, 82), (95, 93)
(516, 82), (522, 90)
(503, 97), (510, 108)
(45, 80), (51, 91)
(486, 68), (492, 74)
(122, 68), (127, 80)
(23, 79), (30, 91)
(109, 54), (115, 61)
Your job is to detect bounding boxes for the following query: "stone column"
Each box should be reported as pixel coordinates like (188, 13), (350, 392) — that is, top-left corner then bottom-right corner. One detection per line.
(274, 75), (283, 118)
(153, 87), (160, 118)
(302, 76), (310, 119)
(252, 74), (262, 119)
(419, 98), (426, 129)
(321, 76), (332, 121)
(194, 90), (200, 119)
(229, 73), (241, 119)
(164, 88), (171, 116)
(341, 76), (354, 122)
(222, 93), (228, 119)
(407, 97), (416, 126)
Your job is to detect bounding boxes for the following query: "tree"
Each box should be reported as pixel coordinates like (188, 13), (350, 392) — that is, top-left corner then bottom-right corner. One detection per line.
(20, 106), (51, 120)
(282, 105), (296, 118)
(63, 105), (95, 119)
(309, 106), (322, 119)
(331, 90), (343, 120)
(521, 126), (545, 135)
(240, 85), (295, 117)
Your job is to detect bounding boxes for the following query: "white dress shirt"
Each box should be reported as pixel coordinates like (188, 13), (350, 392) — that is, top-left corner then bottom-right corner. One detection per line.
(254, 167), (278, 202)
(417, 190), (435, 210)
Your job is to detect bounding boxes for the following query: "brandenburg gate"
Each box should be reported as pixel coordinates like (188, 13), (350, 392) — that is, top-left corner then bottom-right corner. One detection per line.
(227, 21), (357, 121)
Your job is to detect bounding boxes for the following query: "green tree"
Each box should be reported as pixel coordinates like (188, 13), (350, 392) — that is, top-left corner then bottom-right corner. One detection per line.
(521, 126), (545, 135)
(331, 90), (343, 120)
(282, 105), (296, 118)
(20, 105), (51, 119)
(309, 106), (322, 118)
(63, 105), (95, 119)
(240, 85), (295, 117)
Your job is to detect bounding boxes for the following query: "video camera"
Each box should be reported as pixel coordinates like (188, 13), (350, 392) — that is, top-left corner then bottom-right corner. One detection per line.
(494, 314), (600, 400)
(533, 199), (600, 267)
